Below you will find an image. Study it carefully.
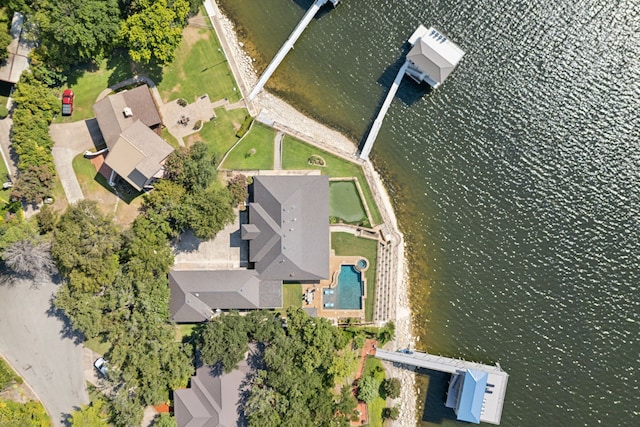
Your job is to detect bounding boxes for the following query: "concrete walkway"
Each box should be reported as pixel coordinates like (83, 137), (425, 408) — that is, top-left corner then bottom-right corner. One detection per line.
(0, 277), (89, 426)
(274, 131), (283, 170)
(203, 0), (256, 115)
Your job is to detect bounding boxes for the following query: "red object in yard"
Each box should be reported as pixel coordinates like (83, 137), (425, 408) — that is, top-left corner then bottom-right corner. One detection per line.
(154, 403), (170, 413)
(62, 89), (74, 115)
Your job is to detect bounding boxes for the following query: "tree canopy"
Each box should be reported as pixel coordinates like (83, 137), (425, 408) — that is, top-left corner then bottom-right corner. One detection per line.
(52, 200), (121, 293)
(34, 0), (121, 66)
(119, 0), (189, 65)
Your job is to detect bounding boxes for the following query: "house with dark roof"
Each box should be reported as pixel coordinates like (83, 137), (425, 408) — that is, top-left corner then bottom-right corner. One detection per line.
(169, 175), (330, 323)
(405, 26), (465, 89)
(243, 175), (329, 281)
(92, 84), (173, 191)
(174, 359), (250, 427)
(169, 270), (282, 323)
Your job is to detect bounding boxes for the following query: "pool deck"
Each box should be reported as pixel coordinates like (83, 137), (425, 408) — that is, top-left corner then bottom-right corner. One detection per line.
(301, 254), (367, 320)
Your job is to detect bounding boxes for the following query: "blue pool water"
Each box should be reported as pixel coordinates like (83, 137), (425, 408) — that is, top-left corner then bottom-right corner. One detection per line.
(323, 265), (364, 310)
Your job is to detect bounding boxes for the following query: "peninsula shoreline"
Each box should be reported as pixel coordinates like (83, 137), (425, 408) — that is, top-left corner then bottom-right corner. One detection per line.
(205, 1), (418, 424)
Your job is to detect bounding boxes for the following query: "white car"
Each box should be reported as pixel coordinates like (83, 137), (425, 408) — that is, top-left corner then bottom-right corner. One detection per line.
(94, 357), (108, 377)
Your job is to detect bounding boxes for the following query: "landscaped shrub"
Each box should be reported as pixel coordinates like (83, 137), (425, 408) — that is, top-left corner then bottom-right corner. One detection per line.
(308, 154), (326, 166)
(235, 115), (253, 138)
(176, 98), (187, 107)
(193, 120), (202, 130)
(0, 105), (8, 119)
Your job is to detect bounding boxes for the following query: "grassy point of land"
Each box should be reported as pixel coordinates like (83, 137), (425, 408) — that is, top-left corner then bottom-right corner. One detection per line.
(282, 136), (383, 225)
(221, 123), (276, 170)
(331, 232), (378, 321)
(188, 107), (248, 161)
(158, 12), (240, 104)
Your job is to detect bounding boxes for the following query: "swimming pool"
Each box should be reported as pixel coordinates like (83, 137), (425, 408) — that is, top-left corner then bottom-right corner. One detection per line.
(322, 265), (364, 310)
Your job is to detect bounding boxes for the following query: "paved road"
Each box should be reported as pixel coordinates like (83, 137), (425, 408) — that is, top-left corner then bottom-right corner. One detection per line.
(0, 277), (89, 426)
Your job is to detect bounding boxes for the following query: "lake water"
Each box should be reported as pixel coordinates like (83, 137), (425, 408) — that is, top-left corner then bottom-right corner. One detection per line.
(217, 0), (640, 425)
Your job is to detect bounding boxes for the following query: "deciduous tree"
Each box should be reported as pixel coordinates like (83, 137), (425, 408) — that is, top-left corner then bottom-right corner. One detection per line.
(119, 0), (189, 65)
(34, 0), (121, 66)
(1, 239), (54, 281)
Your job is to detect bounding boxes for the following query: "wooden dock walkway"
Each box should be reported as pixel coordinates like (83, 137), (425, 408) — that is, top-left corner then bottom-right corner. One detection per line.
(359, 61), (409, 159)
(249, 0), (331, 101)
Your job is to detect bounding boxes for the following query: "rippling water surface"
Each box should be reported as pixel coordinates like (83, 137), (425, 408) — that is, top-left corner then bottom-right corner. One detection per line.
(218, 0), (640, 425)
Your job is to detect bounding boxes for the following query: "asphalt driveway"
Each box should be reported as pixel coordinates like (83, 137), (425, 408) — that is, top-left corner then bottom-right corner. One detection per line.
(0, 277), (88, 426)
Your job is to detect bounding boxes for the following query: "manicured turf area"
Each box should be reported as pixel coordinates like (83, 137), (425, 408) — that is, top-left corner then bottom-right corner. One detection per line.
(282, 136), (382, 225)
(52, 51), (130, 124)
(221, 123), (275, 170)
(192, 107), (248, 161)
(330, 180), (368, 224)
(72, 154), (142, 225)
(282, 283), (302, 309)
(331, 232), (378, 321)
(158, 13), (240, 104)
(363, 357), (387, 427)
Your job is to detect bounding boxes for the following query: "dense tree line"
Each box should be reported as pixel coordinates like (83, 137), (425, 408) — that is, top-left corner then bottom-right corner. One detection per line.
(9, 73), (59, 204)
(198, 309), (360, 427)
(51, 201), (192, 426)
(1, 0), (201, 71)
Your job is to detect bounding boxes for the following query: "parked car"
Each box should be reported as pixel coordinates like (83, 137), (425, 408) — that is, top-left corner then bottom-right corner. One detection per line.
(94, 357), (108, 377)
(324, 302), (334, 308)
(61, 89), (74, 116)
(323, 289), (334, 295)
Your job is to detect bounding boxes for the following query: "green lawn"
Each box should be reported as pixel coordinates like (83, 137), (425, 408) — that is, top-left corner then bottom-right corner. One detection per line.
(282, 283), (302, 309)
(194, 107), (248, 161)
(84, 335), (111, 356)
(363, 357), (387, 427)
(331, 232), (378, 321)
(221, 123), (275, 170)
(52, 50), (130, 124)
(72, 154), (142, 225)
(282, 136), (382, 225)
(161, 127), (182, 149)
(176, 324), (198, 342)
(330, 180), (368, 225)
(0, 355), (21, 390)
(158, 12), (240, 104)
(0, 152), (8, 183)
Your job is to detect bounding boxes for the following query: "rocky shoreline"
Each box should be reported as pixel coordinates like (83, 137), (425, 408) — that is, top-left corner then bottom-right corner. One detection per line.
(207, 1), (417, 425)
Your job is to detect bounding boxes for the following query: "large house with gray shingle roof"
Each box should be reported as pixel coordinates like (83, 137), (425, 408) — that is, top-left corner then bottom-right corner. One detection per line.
(93, 84), (173, 191)
(169, 175), (329, 323)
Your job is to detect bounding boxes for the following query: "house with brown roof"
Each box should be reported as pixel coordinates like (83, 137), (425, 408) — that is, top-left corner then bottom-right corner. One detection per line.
(93, 84), (173, 191)
(169, 175), (330, 323)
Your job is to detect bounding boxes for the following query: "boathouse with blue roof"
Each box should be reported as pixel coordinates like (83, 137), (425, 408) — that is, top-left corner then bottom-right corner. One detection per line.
(454, 369), (489, 423)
